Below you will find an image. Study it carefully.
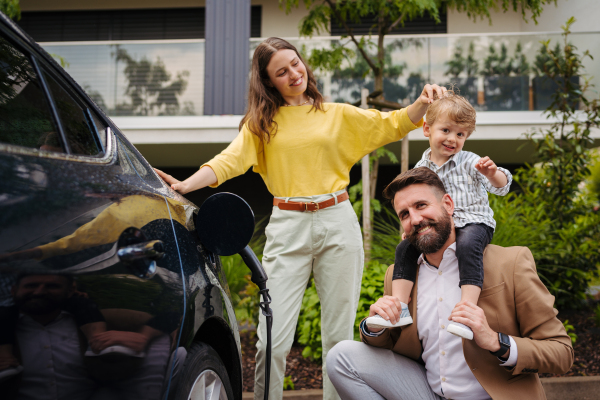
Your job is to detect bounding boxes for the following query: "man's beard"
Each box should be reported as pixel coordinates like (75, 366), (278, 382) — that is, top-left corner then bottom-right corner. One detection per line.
(407, 211), (452, 255)
(15, 294), (67, 315)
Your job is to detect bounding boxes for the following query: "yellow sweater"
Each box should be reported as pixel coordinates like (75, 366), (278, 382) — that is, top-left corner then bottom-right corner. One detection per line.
(204, 103), (422, 197)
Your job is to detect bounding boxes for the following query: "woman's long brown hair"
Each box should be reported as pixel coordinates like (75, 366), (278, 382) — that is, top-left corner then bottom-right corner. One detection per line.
(239, 37), (324, 143)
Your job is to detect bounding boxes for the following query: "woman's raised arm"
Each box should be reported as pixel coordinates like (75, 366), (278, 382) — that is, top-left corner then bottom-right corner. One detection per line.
(154, 166), (218, 195)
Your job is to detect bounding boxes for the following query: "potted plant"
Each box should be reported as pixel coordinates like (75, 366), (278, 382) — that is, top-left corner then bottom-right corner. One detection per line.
(443, 42), (478, 106)
(532, 41), (579, 111)
(481, 42), (529, 111)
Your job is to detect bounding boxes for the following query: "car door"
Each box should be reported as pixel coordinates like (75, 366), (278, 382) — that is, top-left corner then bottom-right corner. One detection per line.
(0, 23), (185, 400)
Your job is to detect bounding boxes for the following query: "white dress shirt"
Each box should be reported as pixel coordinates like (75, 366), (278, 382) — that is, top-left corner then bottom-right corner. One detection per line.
(417, 243), (517, 400)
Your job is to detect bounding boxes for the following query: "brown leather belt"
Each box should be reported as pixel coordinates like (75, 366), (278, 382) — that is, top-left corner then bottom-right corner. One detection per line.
(273, 192), (349, 212)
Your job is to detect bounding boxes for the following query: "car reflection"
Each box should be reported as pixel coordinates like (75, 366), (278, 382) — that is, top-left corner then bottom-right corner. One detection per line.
(0, 273), (187, 400)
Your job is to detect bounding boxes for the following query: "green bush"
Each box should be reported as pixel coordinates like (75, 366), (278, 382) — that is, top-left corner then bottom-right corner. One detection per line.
(220, 218), (266, 326)
(491, 18), (600, 308)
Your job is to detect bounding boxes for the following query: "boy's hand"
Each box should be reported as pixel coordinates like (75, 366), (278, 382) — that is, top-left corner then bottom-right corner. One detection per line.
(475, 156), (498, 179)
(476, 157), (508, 188)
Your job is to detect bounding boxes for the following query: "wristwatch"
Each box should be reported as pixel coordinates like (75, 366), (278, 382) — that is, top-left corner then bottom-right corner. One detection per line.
(489, 332), (510, 358)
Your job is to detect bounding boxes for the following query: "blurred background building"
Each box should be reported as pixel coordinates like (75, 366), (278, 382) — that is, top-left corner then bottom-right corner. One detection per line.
(15, 0), (600, 215)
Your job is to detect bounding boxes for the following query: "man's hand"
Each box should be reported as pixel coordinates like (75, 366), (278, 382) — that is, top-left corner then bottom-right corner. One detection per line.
(368, 296), (403, 333)
(407, 84), (447, 124)
(448, 300), (506, 356)
(475, 157), (508, 188)
(88, 330), (150, 354)
(0, 353), (19, 370)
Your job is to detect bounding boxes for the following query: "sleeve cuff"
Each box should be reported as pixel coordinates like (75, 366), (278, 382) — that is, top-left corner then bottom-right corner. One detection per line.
(498, 336), (518, 367)
(486, 166), (513, 195)
(360, 320), (386, 337)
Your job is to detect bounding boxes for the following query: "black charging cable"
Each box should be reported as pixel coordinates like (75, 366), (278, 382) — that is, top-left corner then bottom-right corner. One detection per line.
(258, 288), (273, 400)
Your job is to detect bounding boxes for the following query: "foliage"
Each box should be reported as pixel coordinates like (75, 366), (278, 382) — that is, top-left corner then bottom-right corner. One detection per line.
(511, 42), (530, 75)
(0, 0), (20, 20)
(562, 320), (577, 345)
(533, 42), (563, 77)
(593, 304), (600, 329)
(445, 42), (480, 79)
(221, 219), (267, 327)
(112, 46), (191, 116)
(490, 18), (600, 308)
(481, 43), (512, 76)
(283, 375), (295, 390)
(585, 151), (600, 203)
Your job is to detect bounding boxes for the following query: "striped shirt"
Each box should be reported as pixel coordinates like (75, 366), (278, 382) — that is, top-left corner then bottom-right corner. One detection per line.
(414, 149), (512, 229)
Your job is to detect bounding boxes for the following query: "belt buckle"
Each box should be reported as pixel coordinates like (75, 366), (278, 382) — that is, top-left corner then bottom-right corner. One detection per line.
(304, 201), (319, 212)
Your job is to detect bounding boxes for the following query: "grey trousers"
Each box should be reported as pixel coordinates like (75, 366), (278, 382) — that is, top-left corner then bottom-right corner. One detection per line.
(326, 340), (442, 400)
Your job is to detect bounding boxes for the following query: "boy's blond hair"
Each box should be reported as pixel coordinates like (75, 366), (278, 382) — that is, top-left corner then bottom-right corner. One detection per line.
(426, 89), (476, 134)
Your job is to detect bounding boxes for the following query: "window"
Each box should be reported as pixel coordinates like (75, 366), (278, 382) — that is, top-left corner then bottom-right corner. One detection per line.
(18, 6), (263, 42)
(0, 36), (62, 152)
(41, 69), (102, 156)
(330, 10), (447, 36)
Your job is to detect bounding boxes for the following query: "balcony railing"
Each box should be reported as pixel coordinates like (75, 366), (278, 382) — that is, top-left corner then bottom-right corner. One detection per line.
(40, 39), (205, 117)
(40, 31), (599, 117)
(255, 30), (600, 111)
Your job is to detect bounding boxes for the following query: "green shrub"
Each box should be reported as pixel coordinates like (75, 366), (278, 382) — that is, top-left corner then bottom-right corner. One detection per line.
(491, 18), (600, 308)
(220, 218), (266, 326)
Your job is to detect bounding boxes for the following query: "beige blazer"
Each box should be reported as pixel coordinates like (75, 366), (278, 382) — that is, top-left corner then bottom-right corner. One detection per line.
(360, 245), (574, 400)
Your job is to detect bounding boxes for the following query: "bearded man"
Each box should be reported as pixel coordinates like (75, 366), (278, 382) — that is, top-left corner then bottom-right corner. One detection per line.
(326, 167), (573, 400)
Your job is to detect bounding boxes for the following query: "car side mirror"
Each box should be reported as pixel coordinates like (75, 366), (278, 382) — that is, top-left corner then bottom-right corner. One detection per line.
(195, 192), (267, 289)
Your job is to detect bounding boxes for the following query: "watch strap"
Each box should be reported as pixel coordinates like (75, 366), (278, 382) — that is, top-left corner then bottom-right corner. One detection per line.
(489, 332), (510, 357)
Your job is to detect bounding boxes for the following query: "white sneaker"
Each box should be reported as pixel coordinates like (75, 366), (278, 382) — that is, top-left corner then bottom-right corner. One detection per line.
(447, 322), (473, 340)
(365, 302), (413, 330)
(0, 365), (23, 382)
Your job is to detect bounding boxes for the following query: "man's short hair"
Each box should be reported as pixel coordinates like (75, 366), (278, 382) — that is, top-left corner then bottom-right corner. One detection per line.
(426, 89), (476, 134)
(383, 167), (447, 201)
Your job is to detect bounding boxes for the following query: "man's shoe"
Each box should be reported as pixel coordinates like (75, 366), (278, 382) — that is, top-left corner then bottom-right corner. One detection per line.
(365, 302), (413, 330)
(447, 322), (473, 340)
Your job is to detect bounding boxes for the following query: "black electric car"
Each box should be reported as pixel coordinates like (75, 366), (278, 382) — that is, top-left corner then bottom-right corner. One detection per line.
(0, 12), (244, 400)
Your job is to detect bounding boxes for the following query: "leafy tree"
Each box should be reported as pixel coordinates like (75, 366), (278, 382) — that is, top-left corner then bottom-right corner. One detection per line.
(113, 46), (191, 116)
(0, 0), (20, 20)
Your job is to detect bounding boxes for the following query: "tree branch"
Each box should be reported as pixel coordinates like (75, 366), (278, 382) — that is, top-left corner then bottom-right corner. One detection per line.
(387, 12), (406, 34)
(324, 0), (379, 73)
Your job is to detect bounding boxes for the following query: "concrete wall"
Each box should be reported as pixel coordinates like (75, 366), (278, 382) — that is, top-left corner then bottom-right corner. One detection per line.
(447, 0), (597, 34)
(253, 0), (311, 38)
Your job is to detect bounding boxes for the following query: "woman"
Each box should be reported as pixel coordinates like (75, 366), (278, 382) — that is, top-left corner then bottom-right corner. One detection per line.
(156, 37), (445, 400)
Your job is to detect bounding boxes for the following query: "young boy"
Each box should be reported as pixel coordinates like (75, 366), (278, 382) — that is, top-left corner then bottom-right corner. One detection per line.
(366, 91), (512, 340)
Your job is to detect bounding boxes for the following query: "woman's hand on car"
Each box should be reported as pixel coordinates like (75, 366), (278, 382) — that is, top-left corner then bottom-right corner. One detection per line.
(154, 168), (188, 193)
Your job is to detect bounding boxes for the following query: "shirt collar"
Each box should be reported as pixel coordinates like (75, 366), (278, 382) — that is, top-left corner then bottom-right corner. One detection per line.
(422, 148), (459, 169)
(417, 242), (457, 269)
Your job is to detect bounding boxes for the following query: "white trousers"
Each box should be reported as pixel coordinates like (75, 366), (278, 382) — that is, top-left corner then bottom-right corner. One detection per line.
(254, 190), (364, 400)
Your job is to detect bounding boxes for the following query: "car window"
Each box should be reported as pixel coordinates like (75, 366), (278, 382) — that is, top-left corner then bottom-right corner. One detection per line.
(41, 69), (102, 157)
(0, 36), (62, 152)
(89, 109), (108, 151)
(116, 134), (164, 189)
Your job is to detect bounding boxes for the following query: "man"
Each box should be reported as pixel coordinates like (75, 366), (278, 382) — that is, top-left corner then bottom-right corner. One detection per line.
(327, 168), (573, 400)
